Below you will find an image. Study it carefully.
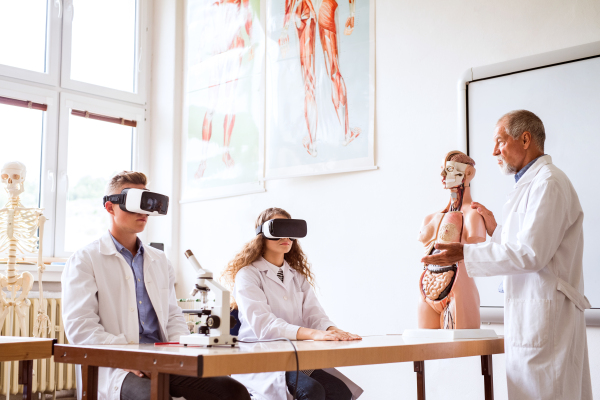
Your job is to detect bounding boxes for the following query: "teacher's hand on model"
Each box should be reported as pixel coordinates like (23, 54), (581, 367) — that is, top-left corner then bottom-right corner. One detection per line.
(421, 243), (464, 266)
(471, 202), (497, 236)
(327, 326), (362, 341)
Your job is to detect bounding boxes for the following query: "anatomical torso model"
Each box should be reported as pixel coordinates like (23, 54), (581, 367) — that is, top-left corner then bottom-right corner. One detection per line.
(417, 151), (486, 329)
(0, 161), (49, 336)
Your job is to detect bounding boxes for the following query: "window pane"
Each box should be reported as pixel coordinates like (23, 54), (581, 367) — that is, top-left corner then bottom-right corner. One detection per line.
(0, 0), (48, 72)
(64, 115), (132, 252)
(0, 104), (43, 208)
(70, 0), (137, 92)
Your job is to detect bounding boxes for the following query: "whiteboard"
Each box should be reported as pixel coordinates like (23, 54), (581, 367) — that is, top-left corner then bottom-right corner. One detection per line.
(467, 56), (600, 308)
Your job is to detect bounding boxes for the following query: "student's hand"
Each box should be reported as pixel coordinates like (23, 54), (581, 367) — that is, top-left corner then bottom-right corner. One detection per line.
(123, 369), (151, 379)
(311, 330), (349, 341)
(327, 326), (362, 340)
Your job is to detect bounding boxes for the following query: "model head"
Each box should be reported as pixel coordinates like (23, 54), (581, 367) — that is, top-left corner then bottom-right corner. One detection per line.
(104, 171), (149, 234)
(494, 110), (545, 175)
(223, 207), (314, 308)
(441, 151), (476, 189)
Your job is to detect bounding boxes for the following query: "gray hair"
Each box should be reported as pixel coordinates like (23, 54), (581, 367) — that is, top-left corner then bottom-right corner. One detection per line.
(497, 110), (545, 151)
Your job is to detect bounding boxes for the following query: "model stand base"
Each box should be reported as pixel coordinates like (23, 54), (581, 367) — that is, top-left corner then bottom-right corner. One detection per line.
(402, 329), (497, 340)
(179, 334), (238, 347)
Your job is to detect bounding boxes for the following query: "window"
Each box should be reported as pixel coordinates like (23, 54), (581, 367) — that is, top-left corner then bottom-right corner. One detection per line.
(0, 1), (48, 73)
(0, 0), (148, 258)
(62, 0), (146, 103)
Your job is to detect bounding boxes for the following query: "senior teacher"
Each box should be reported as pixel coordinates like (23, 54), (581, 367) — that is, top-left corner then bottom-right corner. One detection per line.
(422, 110), (592, 400)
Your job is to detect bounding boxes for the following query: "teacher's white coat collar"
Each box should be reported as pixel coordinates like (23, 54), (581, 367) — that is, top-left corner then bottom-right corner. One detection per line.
(514, 155), (552, 188)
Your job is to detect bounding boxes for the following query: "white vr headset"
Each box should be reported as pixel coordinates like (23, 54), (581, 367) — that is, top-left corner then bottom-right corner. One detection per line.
(103, 188), (169, 216)
(255, 219), (307, 240)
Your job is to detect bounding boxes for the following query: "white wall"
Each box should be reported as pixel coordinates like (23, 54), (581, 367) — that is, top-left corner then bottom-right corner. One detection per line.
(149, 0), (600, 398)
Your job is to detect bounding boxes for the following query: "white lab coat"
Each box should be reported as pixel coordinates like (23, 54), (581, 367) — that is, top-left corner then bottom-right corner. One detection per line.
(464, 155), (592, 400)
(232, 257), (363, 400)
(61, 231), (189, 400)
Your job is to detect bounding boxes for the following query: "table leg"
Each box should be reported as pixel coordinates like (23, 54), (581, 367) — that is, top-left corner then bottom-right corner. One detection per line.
(81, 365), (99, 400)
(481, 355), (494, 400)
(414, 361), (425, 400)
(151, 373), (170, 400)
(18, 360), (33, 400)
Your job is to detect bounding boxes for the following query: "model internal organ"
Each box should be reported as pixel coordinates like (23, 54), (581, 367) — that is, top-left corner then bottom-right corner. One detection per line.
(0, 161), (50, 336)
(416, 151), (486, 330)
(279, 0), (360, 157)
(422, 268), (455, 301)
(194, 0), (254, 179)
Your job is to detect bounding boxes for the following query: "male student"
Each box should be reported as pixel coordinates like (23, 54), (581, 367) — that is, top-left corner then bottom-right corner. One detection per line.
(62, 171), (250, 400)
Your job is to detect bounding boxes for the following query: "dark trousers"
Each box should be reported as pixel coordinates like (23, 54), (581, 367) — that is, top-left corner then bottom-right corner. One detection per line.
(120, 372), (251, 400)
(286, 370), (352, 400)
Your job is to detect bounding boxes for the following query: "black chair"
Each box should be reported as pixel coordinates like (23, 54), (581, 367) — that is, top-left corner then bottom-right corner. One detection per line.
(230, 308), (241, 336)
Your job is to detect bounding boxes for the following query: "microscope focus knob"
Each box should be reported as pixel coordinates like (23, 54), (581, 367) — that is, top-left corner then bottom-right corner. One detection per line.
(207, 316), (221, 329)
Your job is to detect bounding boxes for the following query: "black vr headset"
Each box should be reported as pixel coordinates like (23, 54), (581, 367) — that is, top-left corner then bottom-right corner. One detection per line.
(255, 219), (307, 240)
(103, 188), (169, 216)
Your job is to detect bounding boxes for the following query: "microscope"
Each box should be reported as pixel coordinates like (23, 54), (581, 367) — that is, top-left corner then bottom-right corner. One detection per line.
(179, 250), (238, 347)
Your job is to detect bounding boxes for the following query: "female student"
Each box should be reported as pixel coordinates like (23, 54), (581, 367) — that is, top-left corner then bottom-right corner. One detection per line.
(223, 207), (363, 400)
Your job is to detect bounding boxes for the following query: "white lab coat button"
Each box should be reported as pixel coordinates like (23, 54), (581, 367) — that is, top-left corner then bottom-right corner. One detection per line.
(114, 386), (118, 391)
(126, 276), (129, 280)
(130, 308), (134, 312)
(283, 296), (288, 301)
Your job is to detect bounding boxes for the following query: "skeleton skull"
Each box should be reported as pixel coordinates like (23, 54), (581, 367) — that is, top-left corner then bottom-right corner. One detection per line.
(443, 160), (468, 189)
(1, 161), (27, 198)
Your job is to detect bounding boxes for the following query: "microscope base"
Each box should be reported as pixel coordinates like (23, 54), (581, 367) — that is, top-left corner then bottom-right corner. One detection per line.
(179, 333), (238, 347)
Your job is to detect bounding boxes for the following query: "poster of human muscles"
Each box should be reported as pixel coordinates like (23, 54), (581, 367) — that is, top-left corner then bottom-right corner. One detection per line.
(265, 0), (375, 179)
(183, 0), (265, 202)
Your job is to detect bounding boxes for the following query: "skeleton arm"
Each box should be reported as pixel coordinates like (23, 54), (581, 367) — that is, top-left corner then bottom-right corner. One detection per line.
(349, 0), (355, 17)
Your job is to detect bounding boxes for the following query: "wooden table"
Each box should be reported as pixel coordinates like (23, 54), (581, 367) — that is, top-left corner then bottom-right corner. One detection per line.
(54, 335), (504, 400)
(0, 336), (55, 400)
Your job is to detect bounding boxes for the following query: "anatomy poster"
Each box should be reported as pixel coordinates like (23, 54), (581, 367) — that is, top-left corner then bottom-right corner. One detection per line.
(265, 0), (375, 179)
(183, 0), (265, 202)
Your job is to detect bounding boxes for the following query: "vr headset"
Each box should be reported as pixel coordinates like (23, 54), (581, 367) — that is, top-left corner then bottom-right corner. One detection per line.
(103, 188), (169, 216)
(255, 219), (307, 240)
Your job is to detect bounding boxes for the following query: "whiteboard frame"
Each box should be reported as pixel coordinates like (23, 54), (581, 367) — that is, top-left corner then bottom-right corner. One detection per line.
(457, 40), (600, 326)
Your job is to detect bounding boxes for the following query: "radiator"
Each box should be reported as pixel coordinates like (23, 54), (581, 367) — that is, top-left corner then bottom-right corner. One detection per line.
(0, 298), (76, 396)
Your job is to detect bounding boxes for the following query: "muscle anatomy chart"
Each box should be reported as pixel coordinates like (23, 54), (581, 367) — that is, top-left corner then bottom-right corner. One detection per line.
(184, 0), (265, 201)
(266, 0), (374, 178)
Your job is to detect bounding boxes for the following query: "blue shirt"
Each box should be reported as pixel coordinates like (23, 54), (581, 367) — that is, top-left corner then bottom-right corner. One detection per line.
(515, 155), (545, 183)
(110, 234), (161, 344)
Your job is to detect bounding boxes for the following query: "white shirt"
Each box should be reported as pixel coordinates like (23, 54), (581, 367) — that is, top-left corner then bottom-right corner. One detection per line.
(232, 257), (362, 400)
(61, 231), (189, 400)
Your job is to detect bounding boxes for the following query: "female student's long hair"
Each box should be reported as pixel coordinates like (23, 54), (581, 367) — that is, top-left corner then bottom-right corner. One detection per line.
(222, 207), (315, 309)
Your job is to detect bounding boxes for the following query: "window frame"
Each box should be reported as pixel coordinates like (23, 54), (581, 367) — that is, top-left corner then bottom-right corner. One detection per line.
(60, 0), (147, 104)
(0, 80), (59, 257)
(0, 0), (62, 86)
(54, 92), (147, 257)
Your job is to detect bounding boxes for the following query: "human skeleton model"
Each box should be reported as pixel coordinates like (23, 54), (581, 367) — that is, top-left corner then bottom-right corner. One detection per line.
(194, 0), (254, 179)
(279, 0), (360, 157)
(417, 151), (486, 329)
(0, 161), (49, 336)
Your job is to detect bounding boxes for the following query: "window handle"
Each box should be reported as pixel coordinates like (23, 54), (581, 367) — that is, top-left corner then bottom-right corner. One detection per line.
(54, 0), (62, 18)
(47, 170), (55, 193)
(137, 46), (143, 73)
(61, 172), (69, 194)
